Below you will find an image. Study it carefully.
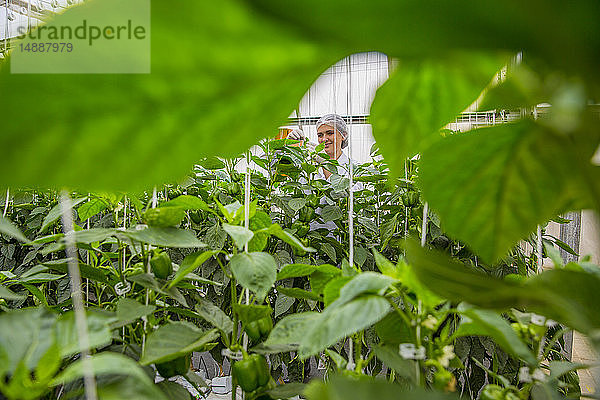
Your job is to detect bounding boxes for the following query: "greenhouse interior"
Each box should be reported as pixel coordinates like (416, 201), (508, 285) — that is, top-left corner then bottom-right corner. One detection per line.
(1, 1), (599, 400)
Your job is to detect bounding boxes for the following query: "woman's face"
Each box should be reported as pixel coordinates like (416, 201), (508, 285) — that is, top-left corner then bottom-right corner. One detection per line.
(317, 124), (344, 159)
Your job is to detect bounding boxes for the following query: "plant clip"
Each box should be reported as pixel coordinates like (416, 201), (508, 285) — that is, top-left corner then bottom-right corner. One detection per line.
(518, 366), (546, 383)
(399, 343), (426, 360)
(114, 281), (131, 296)
(317, 353), (327, 370)
(221, 348), (243, 361)
(530, 313), (557, 327)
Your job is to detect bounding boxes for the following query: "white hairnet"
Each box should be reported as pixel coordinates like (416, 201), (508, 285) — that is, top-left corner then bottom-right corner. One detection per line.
(316, 114), (349, 149)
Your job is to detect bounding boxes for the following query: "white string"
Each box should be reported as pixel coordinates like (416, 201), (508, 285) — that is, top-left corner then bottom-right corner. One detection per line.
(3, 188), (9, 217)
(3, 0), (8, 57)
(60, 191), (98, 400)
(85, 194), (90, 304)
(415, 202), (428, 385)
(536, 225), (542, 274)
(142, 187), (158, 353)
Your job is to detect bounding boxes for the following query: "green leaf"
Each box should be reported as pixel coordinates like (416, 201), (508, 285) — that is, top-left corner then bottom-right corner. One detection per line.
(112, 298), (156, 329)
(0, 308), (56, 373)
(121, 227), (206, 248)
(372, 345), (416, 383)
(142, 207), (186, 227)
(77, 198), (109, 221)
(395, 260), (444, 309)
(161, 195), (209, 211)
(17, 272), (65, 284)
(73, 228), (118, 243)
(375, 311), (413, 346)
(264, 312), (321, 347)
(405, 239), (545, 309)
(274, 292), (295, 318)
(261, 224), (316, 254)
(266, 382), (307, 400)
(454, 305), (537, 365)
(419, 120), (587, 262)
(0, 284), (27, 300)
(479, 63), (547, 110)
(328, 272), (396, 309)
(288, 198), (307, 212)
(547, 361), (588, 382)
(299, 295), (391, 358)
(244, 0), (600, 79)
(39, 197), (87, 233)
(277, 263), (319, 280)
(156, 381), (192, 400)
(371, 53), (503, 178)
(51, 352), (151, 386)
(127, 273), (188, 306)
(232, 303), (272, 324)
(277, 264), (339, 286)
(35, 343), (61, 385)
(379, 214), (398, 249)
(0, 216), (30, 243)
(320, 205), (343, 222)
(95, 375), (169, 400)
(321, 243), (337, 263)
(276, 286), (321, 301)
(169, 250), (218, 288)
(530, 383), (563, 400)
(54, 310), (114, 358)
(42, 259), (110, 284)
(140, 321), (219, 365)
(248, 210), (273, 252)
(373, 250), (398, 278)
(0, 0), (340, 190)
(324, 349), (347, 370)
(198, 157), (225, 170)
(303, 375), (457, 400)
(322, 276), (352, 307)
(310, 266), (342, 296)
(229, 252), (277, 303)
(178, 273), (222, 286)
(222, 223), (254, 250)
(544, 242), (564, 268)
(194, 297), (233, 335)
(406, 239), (600, 336)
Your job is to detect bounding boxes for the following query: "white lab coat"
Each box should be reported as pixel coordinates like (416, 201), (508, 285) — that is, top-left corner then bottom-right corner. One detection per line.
(308, 152), (363, 232)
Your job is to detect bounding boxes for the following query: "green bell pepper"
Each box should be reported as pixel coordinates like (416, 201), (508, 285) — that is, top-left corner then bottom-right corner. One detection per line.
(156, 354), (191, 378)
(150, 251), (173, 280)
(245, 316), (273, 342)
(232, 353), (271, 393)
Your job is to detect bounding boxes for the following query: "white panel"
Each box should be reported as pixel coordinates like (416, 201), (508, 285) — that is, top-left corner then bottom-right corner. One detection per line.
(297, 52), (389, 163)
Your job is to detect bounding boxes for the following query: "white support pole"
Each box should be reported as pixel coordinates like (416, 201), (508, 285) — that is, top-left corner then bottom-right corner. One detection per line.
(420, 203), (429, 248)
(346, 55), (355, 370)
(60, 191), (98, 400)
(243, 151), (251, 351)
